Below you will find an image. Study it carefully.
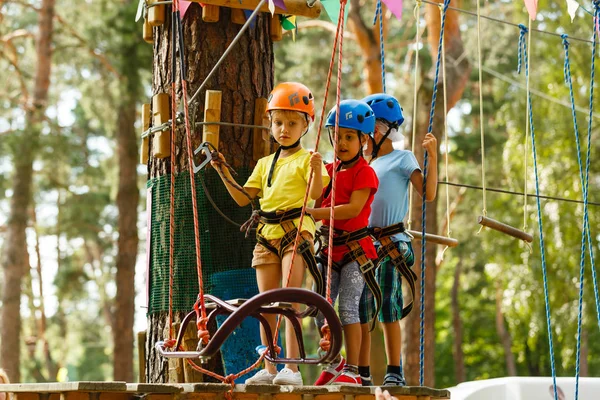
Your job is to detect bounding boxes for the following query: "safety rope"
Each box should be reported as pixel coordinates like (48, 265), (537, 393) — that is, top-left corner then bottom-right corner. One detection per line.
(373, 0), (386, 93)
(408, 0), (422, 230)
(518, 22), (558, 400)
(522, 19), (532, 233)
(328, 1), (348, 314)
(476, 0), (487, 219)
(438, 3), (450, 259)
(419, 0), (450, 386)
(273, 0), (346, 355)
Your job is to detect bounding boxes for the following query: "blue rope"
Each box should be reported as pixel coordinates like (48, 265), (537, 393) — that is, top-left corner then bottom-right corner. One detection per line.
(586, 2), (600, 336)
(373, 0), (386, 92)
(519, 24), (559, 400)
(562, 30), (600, 400)
(418, 0), (450, 387)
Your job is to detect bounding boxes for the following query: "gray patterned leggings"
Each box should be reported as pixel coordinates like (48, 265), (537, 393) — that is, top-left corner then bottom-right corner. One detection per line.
(316, 261), (365, 326)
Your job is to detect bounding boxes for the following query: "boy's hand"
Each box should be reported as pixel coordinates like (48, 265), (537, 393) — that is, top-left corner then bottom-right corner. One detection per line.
(310, 151), (323, 172)
(422, 133), (437, 155)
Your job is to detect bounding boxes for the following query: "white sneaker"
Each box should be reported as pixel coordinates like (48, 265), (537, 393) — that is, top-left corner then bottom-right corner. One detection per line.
(245, 369), (276, 384)
(272, 367), (303, 385)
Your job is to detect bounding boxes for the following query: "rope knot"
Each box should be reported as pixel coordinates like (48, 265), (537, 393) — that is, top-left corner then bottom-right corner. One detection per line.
(517, 25), (529, 74)
(240, 209), (261, 238)
(164, 338), (177, 349)
(319, 324), (332, 352)
(196, 317), (210, 345)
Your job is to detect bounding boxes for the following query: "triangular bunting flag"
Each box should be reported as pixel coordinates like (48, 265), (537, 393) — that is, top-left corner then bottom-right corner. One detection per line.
(180, 0), (193, 19)
(281, 15), (297, 41)
(523, 0), (538, 20)
(269, 0), (276, 15)
(322, 0), (350, 27)
(135, 0), (145, 22)
(382, 0), (403, 21)
(243, 10), (257, 29)
(566, 0), (579, 22)
(274, 0), (287, 11)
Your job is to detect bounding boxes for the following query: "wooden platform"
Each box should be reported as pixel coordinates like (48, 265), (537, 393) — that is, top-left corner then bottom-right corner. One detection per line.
(1, 382), (450, 400)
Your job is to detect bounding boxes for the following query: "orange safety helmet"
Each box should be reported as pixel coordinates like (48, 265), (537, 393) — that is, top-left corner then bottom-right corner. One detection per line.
(266, 82), (315, 121)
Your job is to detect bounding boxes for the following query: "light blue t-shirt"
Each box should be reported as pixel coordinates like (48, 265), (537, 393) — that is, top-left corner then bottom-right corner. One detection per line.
(369, 150), (421, 242)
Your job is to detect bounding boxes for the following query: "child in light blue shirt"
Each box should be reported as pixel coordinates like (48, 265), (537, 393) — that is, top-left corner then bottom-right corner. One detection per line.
(357, 93), (438, 387)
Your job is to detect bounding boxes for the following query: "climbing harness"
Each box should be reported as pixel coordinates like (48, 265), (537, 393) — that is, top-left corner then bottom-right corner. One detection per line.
(316, 225), (382, 332)
(369, 223), (417, 318)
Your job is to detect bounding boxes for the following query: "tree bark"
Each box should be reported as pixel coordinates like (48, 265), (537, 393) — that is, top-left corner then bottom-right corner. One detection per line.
(0, 0), (55, 383)
(495, 281), (516, 376)
(146, 5), (273, 382)
(403, 3), (470, 387)
(451, 259), (465, 383)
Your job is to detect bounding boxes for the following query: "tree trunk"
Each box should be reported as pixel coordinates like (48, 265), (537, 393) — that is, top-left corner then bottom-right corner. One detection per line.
(451, 259), (465, 383)
(146, 5), (273, 382)
(113, 97), (139, 382)
(403, 3), (470, 387)
(495, 281), (516, 376)
(0, 0), (55, 383)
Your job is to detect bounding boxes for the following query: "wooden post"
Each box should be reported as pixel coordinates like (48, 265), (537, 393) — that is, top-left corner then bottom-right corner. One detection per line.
(270, 16), (283, 41)
(478, 216), (534, 242)
(231, 8), (246, 24)
(182, 322), (204, 382)
(152, 93), (171, 159)
(140, 103), (151, 164)
(143, 18), (153, 43)
(253, 98), (269, 161)
(188, 0), (322, 19)
(137, 330), (147, 383)
(148, 1), (166, 26)
(203, 5), (220, 22)
(202, 90), (222, 149)
(167, 323), (185, 383)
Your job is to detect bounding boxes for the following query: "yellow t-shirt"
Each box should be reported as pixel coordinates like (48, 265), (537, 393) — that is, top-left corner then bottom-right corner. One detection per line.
(245, 148), (330, 240)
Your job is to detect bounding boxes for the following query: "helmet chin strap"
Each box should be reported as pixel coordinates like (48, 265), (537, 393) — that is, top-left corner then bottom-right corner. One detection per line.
(370, 123), (397, 161)
(323, 134), (363, 198)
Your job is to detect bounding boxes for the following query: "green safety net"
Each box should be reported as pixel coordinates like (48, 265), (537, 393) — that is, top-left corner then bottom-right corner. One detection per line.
(147, 168), (257, 314)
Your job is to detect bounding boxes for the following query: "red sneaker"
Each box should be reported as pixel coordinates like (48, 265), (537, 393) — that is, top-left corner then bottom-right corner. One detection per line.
(331, 371), (362, 386)
(314, 357), (345, 386)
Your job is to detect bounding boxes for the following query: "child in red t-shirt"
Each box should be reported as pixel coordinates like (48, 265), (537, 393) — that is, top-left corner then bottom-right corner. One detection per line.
(307, 100), (379, 386)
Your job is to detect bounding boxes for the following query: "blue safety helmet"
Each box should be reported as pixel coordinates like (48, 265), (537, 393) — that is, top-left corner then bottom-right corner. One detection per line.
(362, 93), (404, 128)
(325, 99), (376, 135)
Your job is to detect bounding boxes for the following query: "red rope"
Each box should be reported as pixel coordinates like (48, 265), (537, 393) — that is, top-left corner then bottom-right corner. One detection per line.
(327, 0), (347, 308)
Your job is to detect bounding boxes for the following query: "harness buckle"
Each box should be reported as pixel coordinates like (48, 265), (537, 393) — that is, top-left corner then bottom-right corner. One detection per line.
(360, 259), (376, 274)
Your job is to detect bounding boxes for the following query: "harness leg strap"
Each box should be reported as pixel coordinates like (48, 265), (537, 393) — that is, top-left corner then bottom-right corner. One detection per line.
(347, 241), (382, 332)
(378, 237), (417, 319)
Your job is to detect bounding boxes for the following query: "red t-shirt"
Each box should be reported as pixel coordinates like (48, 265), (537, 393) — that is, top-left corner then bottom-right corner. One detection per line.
(321, 157), (379, 262)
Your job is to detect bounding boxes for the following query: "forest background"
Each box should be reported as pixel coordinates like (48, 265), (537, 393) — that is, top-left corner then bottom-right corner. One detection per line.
(0, 0), (599, 389)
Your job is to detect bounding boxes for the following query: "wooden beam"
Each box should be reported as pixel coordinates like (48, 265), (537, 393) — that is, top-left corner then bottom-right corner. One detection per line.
(188, 0), (322, 19)
(202, 5), (220, 22)
(230, 8), (246, 24)
(152, 93), (171, 159)
(270, 16), (283, 41)
(148, 1), (166, 26)
(142, 19), (153, 43)
(140, 103), (151, 164)
(407, 230), (459, 248)
(202, 90), (222, 149)
(137, 330), (147, 383)
(478, 216), (533, 243)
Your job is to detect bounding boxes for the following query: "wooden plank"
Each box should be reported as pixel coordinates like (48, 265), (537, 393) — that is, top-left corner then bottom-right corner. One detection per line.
(188, 0), (322, 19)
(230, 8), (246, 24)
(137, 330), (147, 383)
(143, 18), (153, 43)
(202, 5), (220, 22)
(148, 1), (166, 26)
(202, 90), (222, 149)
(98, 394), (129, 400)
(140, 104), (151, 164)
(15, 394), (42, 400)
(152, 93), (171, 159)
(252, 98), (269, 162)
(269, 16), (283, 41)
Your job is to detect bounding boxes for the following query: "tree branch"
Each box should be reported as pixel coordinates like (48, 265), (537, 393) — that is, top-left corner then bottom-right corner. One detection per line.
(283, 20), (357, 41)
(54, 13), (121, 79)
